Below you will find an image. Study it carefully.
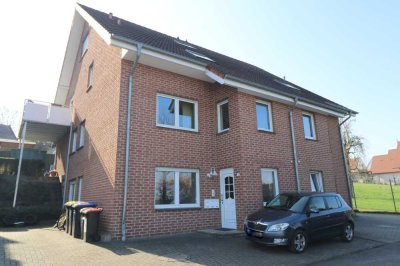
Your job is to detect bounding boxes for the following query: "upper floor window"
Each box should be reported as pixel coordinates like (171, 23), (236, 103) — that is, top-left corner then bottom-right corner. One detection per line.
(302, 112), (316, 140)
(82, 34), (89, 57)
(79, 122), (85, 148)
(87, 62), (94, 91)
(310, 171), (324, 192)
(71, 131), (77, 153)
(154, 168), (200, 209)
(261, 168), (279, 205)
(256, 100), (273, 132)
(156, 94), (198, 131)
(217, 100), (229, 133)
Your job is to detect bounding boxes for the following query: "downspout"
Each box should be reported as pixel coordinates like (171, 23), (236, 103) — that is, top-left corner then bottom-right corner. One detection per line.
(289, 97), (301, 192)
(13, 121), (27, 208)
(122, 44), (143, 241)
(338, 113), (354, 207)
(62, 123), (73, 207)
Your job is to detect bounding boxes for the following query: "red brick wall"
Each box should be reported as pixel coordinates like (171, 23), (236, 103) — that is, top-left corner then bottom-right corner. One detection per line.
(56, 26), (349, 239)
(116, 63), (349, 239)
(55, 24), (123, 236)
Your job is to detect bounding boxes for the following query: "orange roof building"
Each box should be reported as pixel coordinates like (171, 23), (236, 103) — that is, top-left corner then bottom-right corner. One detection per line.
(369, 142), (400, 184)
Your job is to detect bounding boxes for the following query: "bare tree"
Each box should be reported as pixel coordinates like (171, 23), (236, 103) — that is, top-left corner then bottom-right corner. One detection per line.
(0, 106), (19, 134)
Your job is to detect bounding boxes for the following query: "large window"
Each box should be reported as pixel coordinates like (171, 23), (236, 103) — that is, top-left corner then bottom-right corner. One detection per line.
(156, 94), (198, 131)
(310, 171), (324, 192)
(261, 168), (279, 205)
(302, 112), (316, 139)
(256, 100), (273, 132)
(79, 122), (85, 148)
(82, 34), (89, 57)
(217, 100), (229, 133)
(155, 168), (200, 209)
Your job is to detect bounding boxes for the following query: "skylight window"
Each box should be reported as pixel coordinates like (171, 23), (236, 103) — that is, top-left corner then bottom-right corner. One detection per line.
(175, 40), (195, 49)
(274, 79), (300, 90)
(186, 49), (215, 62)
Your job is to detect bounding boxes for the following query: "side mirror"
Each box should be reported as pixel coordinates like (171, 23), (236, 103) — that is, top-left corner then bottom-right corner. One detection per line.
(309, 207), (319, 214)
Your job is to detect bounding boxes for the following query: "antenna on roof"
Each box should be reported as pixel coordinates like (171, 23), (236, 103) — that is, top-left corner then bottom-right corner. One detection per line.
(117, 19), (121, 25)
(283, 76), (286, 80)
(177, 36), (180, 40)
(109, 12), (113, 19)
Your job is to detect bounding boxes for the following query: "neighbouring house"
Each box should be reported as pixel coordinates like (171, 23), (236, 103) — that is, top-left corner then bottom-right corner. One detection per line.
(369, 142), (400, 184)
(0, 124), (35, 150)
(18, 4), (356, 240)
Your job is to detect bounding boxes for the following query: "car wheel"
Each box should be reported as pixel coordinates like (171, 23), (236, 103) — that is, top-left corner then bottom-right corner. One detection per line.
(289, 230), (307, 253)
(341, 222), (354, 242)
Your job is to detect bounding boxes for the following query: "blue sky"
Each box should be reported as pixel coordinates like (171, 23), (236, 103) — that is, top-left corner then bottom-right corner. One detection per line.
(0, 0), (399, 161)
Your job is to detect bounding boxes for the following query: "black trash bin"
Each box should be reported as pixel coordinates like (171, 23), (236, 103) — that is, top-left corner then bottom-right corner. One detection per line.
(64, 201), (78, 234)
(71, 202), (96, 238)
(80, 207), (103, 242)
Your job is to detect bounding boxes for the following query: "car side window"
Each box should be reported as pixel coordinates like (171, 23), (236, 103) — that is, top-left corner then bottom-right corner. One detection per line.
(308, 196), (326, 211)
(325, 196), (340, 209)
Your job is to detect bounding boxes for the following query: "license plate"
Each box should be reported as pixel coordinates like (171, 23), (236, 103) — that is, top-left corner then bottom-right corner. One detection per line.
(253, 231), (263, 238)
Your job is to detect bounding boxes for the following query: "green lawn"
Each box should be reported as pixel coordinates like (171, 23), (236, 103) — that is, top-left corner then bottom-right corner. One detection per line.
(352, 183), (400, 212)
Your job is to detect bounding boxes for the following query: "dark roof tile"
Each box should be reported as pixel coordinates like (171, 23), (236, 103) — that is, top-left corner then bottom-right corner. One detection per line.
(79, 4), (355, 114)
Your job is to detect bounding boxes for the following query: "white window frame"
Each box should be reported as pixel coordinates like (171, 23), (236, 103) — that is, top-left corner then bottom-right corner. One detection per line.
(302, 112), (316, 140)
(79, 123), (85, 148)
(156, 93), (198, 132)
(256, 100), (273, 132)
(87, 62), (94, 89)
(71, 131), (77, 153)
(217, 100), (229, 133)
(261, 168), (279, 206)
(155, 167), (200, 209)
(82, 34), (89, 57)
(310, 171), (324, 192)
(69, 180), (76, 201)
(77, 177), (83, 201)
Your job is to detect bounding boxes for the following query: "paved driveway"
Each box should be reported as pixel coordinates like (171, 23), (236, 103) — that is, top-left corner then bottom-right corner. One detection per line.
(0, 213), (399, 266)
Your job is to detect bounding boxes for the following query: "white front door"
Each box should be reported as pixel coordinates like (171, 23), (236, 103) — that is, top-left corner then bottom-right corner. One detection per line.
(220, 168), (237, 229)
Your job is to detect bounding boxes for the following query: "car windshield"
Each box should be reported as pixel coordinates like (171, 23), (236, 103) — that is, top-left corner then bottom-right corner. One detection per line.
(267, 194), (309, 213)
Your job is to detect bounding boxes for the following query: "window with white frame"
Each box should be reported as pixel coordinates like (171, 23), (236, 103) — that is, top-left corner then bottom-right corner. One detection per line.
(156, 94), (198, 131)
(87, 62), (94, 90)
(69, 180), (76, 201)
(77, 177), (83, 201)
(261, 168), (279, 205)
(302, 112), (316, 139)
(71, 131), (77, 153)
(79, 122), (85, 148)
(256, 100), (273, 131)
(217, 100), (230, 133)
(82, 34), (89, 57)
(155, 168), (200, 209)
(310, 171), (324, 192)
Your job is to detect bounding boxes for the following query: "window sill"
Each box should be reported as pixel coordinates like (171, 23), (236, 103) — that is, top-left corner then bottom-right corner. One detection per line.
(86, 85), (92, 93)
(155, 207), (201, 211)
(217, 129), (230, 135)
(305, 137), (318, 142)
(258, 129), (275, 134)
(156, 125), (199, 134)
(69, 151), (76, 156)
(77, 145), (84, 151)
(81, 49), (88, 61)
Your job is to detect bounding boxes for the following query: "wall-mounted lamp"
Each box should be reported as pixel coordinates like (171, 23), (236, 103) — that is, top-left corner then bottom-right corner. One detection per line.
(207, 168), (218, 178)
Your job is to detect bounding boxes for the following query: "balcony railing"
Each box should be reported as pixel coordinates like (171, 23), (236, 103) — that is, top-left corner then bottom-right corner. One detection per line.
(22, 100), (71, 126)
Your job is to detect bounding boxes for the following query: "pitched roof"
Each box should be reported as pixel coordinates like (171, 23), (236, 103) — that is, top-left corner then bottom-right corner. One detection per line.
(0, 124), (17, 140)
(78, 4), (355, 115)
(369, 142), (400, 174)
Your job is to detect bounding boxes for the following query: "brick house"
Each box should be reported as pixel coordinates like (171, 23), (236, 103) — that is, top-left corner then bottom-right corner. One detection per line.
(21, 4), (356, 240)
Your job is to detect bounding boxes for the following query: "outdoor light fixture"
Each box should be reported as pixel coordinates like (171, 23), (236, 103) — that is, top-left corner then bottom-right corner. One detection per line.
(207, 168), (218, 178)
